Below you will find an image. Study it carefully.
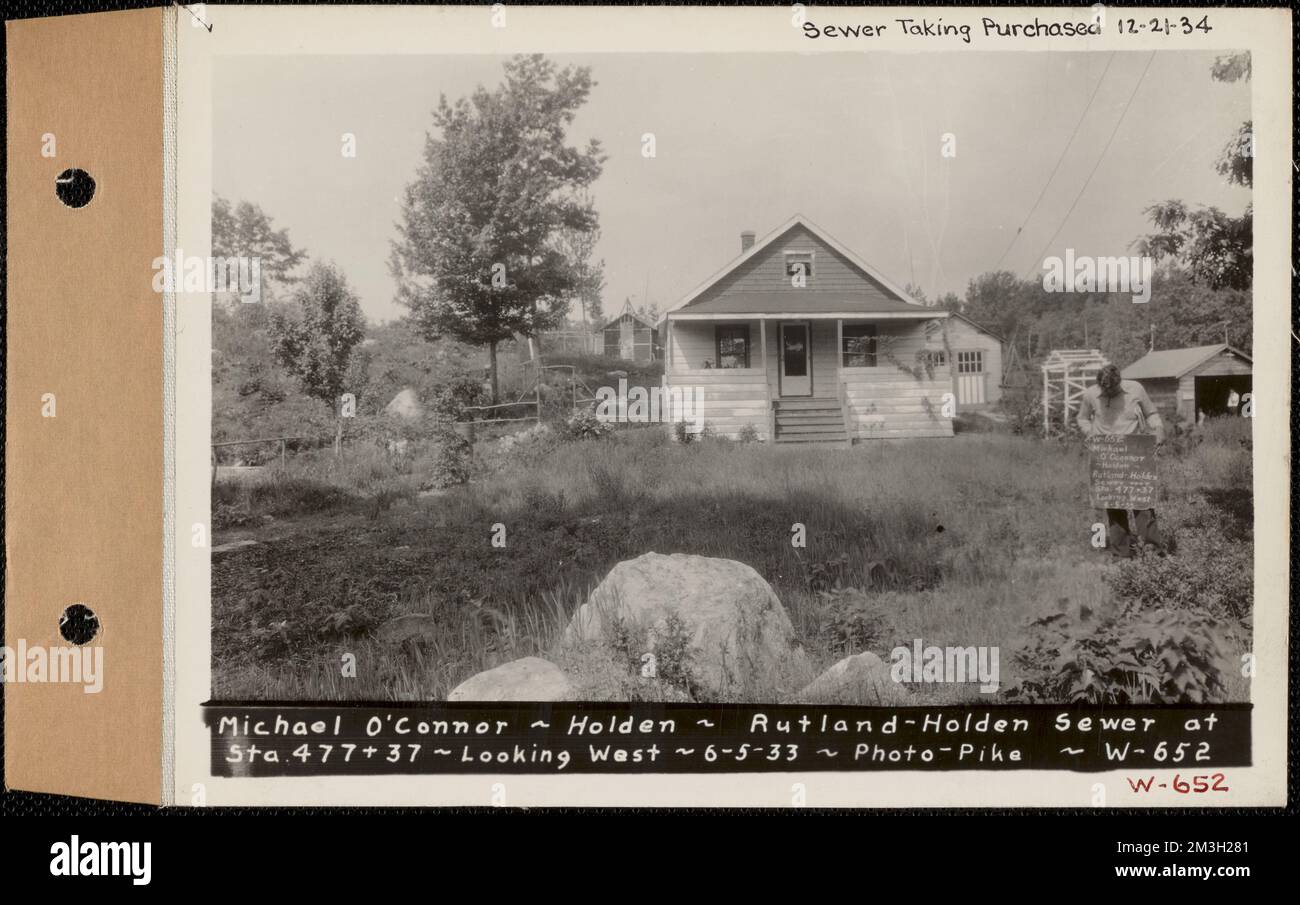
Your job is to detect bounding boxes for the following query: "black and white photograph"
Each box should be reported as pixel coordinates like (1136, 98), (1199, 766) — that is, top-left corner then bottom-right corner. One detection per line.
(1, 0), (1294, 864)
(5, 2), (1298, 886)
(206, 43), (1257, 716)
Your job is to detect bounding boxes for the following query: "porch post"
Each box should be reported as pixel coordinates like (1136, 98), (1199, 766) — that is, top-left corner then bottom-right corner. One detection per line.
(760, 319), (771, 443)
(836, 319), (843, 397)
(665, 319), (674, 374)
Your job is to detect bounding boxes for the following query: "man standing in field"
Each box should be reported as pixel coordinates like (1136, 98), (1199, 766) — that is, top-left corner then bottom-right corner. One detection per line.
(1077, 364), (1171, 557)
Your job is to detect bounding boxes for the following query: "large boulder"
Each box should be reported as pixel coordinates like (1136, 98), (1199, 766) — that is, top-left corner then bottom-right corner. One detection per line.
(562, 552), (800, 699)
(447, 657), (574, 702)
(789, 651), (911, 705)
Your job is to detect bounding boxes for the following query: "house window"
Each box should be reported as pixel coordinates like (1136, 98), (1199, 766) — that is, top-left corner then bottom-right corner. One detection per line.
(957, 351), (984, 374)
(715, 325), (750, 369)
(785, 251), (814, 287)
(842, 324), (877, 367)
(929, 350), (947, 367)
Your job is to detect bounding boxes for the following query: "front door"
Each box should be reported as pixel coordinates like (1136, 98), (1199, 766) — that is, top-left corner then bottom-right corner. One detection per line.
(619, 318), (634, 359)
(780, 321), (812, 396)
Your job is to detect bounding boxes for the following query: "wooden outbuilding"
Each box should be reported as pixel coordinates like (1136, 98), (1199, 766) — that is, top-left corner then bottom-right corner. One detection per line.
(1122, 344), (1252, 423)
(597, 302), (659, 362)
(943, 313), (1005, 409)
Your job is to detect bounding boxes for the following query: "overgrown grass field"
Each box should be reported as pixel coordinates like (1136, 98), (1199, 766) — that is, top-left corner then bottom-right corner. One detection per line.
(211, 417), (1253, 704)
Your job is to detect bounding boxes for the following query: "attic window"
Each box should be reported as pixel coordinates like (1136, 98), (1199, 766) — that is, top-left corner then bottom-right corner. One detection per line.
(785, 251), (814, 287)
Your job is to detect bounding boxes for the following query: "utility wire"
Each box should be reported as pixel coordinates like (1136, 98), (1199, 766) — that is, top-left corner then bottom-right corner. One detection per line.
(1023, 51), (1158, 280)
(992, 52), (1117, 272)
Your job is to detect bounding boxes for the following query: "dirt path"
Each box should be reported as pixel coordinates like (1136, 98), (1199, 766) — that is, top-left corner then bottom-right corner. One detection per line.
(213, 502), (430, 548)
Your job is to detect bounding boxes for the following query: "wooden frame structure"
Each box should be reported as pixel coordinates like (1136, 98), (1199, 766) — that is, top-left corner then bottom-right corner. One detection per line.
(1041, 349), (1108, 434)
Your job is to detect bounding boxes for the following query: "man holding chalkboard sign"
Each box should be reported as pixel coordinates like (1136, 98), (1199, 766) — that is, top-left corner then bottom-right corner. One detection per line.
(1077, 364), (1171, 557)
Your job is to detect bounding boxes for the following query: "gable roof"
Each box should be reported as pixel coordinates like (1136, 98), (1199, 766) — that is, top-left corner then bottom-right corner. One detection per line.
(597, 310), (654, 332)
(597, 298), (656, 332)
(660, 214), (930, 325)
(949, 311), (1004, 342)
(1122, 344), (1252, 380)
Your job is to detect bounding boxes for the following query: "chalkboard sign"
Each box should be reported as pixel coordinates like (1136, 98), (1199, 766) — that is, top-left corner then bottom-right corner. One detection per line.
(1089, 433), (1158, 509)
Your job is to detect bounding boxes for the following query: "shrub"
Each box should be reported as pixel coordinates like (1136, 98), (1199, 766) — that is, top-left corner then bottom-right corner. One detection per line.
(997, 385), (1043, 437)
(1109, 539), (1252, 620)
(817, 587), (890, 655)
(424, 431), (473, 489)
(561, 408), (614, 441)
(605, 612), (697, 697)
(651, 612), (696, 693)
(212, 499), (254, 530)
(431, 376), (489, 422)
(1006, 598), (1235, 704)
(737, 423), (760, 444)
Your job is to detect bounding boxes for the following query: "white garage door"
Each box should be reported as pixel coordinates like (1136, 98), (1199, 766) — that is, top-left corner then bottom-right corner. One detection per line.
(955, 350), (986, 405)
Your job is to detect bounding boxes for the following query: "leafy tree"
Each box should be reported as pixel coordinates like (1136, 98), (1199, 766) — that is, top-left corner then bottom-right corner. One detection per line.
(961, 271), (1043, 342)
(936, 292), (963, 313)
(391, 54), (606, 402)
(211, 196), (307, 302)
(554, 210), (606, 327)
(211, 198), (315, 450)
(1133, 201), (1252, 290)
(268, 261), (367, 452)
(1098, 269), (1250, 368)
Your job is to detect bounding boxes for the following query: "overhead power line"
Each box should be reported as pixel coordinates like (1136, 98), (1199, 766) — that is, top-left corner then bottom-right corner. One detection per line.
(1023, 51), (1159, 280)
(992, 52), (1117, 272)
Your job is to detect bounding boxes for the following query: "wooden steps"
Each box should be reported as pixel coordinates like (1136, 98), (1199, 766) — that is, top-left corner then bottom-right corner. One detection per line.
(774, 397), (849, 446)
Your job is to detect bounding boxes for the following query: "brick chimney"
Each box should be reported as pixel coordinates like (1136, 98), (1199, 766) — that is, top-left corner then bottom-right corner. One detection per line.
(740, 230), (756, 253)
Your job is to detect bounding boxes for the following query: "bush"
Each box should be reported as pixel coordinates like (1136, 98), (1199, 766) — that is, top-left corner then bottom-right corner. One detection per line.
(561, 408), (614, 441)
(1006, 598), (1235, 704)
(651, 612), (696, 693)
(431, 376), (489, 422)
(737, 423), (760, 444)
(424, 431), (473, 489)
(605, 611), (698, 698)
(1110, 539), (1252, 620)
(817, 587), (890, 656)
(674, 421), (716, 443)
(997, 385), (1043, 437)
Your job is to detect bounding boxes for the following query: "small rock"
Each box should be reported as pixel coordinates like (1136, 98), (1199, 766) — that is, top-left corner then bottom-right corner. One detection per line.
(447, 657), (574, 702)
(790, 651), (911, 705)
(383, 388), (422, 421)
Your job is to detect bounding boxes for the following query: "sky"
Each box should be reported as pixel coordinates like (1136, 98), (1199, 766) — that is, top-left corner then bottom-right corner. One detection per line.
(214, 51), (1251, 324)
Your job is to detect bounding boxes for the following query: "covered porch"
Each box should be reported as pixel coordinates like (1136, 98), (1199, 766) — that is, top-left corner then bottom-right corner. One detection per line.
(662, 308), (955, 443)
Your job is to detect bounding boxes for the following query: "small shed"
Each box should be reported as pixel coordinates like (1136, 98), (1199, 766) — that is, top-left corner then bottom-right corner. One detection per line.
(939, 313), (1005, 408)
(597, 303), (659, 362)
(1122, 344), (1252, 423)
